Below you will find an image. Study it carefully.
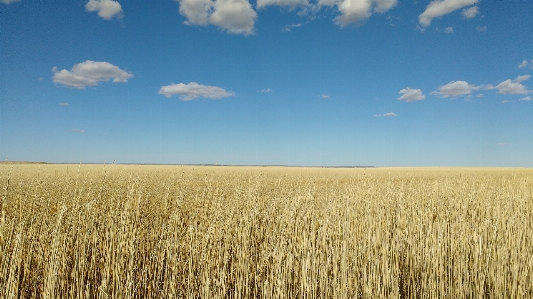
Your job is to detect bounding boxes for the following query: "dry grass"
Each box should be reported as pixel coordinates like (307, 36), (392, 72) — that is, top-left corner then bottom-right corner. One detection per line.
(1, 164), (532, 298)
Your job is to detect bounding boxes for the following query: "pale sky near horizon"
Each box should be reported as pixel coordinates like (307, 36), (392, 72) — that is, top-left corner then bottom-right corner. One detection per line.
(1, 0), (532, 166)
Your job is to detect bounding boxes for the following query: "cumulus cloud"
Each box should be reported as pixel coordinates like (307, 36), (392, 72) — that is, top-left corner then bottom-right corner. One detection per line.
(335, 0), (373, 26)
(431, 81), (480, 97)
(520, 96), (532, 101)
(461, 5), (478, 19)
(398, 88), (425, 102)
(52, 60), (133, 89)
(158, 82), (235, 100)
(179, 0), (212, 25)
(178, 0), (257, 35)
(314, 0), (397, 27)
(210, 0), (257, 35)
(519, 60), (528, 68)
(487, 75), (531, 95)
(85, 0), (123, 20)
(259, 88), (273, 93)
(257, 0), (308, 9)
(1, 0), (21, 4)
(419, 0), (478, 27)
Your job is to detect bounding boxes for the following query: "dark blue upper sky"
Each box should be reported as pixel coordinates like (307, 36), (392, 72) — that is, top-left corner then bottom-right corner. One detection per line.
(1, 0), (532, 166)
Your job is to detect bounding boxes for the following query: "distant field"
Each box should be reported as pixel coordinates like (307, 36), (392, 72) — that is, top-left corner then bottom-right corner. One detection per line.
(1, 164), (532, 298)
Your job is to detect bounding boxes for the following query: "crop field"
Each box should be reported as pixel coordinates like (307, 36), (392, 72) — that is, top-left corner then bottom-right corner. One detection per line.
(0, 164), (532, 298)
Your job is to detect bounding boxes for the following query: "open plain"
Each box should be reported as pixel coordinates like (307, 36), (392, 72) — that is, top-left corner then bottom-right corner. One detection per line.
(1, 164), (532, 298)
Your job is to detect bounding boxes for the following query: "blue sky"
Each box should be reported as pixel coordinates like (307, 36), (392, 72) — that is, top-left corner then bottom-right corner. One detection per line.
(1, 0), (532, 166)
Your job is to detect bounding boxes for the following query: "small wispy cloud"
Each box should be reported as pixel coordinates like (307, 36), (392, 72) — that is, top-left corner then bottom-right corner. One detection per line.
(71, 129), (85, 133)
(375, 112), (396, 117)
(282, 23), (302, 32)
(319, 94), (330, 99)
(444, 27), (454, 33)
(1, 0), (20, 4)
(158, 82), (235, 100)
(418, 0), (478, 27)
(59, 102), (69, 106)
(476, 25), (486, 32)
(257, 0), (307, 9)
(520, 96), (532, 101)
(496, 142), (508, 146)
(462, 6), (478, 19)
(258, 88), (273, 93)
(501, 100), (512, 104)
(518, 60), (528, 68)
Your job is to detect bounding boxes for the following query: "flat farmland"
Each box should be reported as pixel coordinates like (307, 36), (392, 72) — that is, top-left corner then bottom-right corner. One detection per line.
(1, 164), (532, 298)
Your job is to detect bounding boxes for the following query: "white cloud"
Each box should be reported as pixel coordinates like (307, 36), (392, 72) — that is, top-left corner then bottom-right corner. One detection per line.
(85, 0), (123, 20)
(259, 88), (273, 93)
(432, 81), (480, 97)
(257, 0), (308, 9)
(158, 82), (235, 100)
(210, 0), (257, 35)
(374, 0), (397, 13)
(488, 75), (531, 95)
(52, 60), (133, 89)
(461, 5), (478, 19)
(501, 100), (512, 104)
(316, 0), (397, 27)
(398, 88), (425, 102)
(178, 0), (257, 35)
(520, 96), (532, 101)
(71, 129), (86, 133)
(476, 25), (486, 32)
(317, 0), (338, 6)
(519, 60), (528, 68)
(515, 75), (531, 83)
(59, 102), (69, 106)
(419, 0), (478, 27)
(496, 142), (508, 146)
(335, 0), (373, 27)
(179, 0), (212, 25)
(1, 0), (20, 4)
(320, 94), (330, 98)
(444, 26), (453, 33)
(282, 23), (302, 32)
(375, 112), (397, 117)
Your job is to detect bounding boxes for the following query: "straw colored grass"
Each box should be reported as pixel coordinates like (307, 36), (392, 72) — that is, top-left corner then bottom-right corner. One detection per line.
(1, 164), (532, 298)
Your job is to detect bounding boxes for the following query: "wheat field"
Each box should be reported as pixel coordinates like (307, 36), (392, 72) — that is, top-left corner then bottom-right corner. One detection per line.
(0, 164), (532, 298)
